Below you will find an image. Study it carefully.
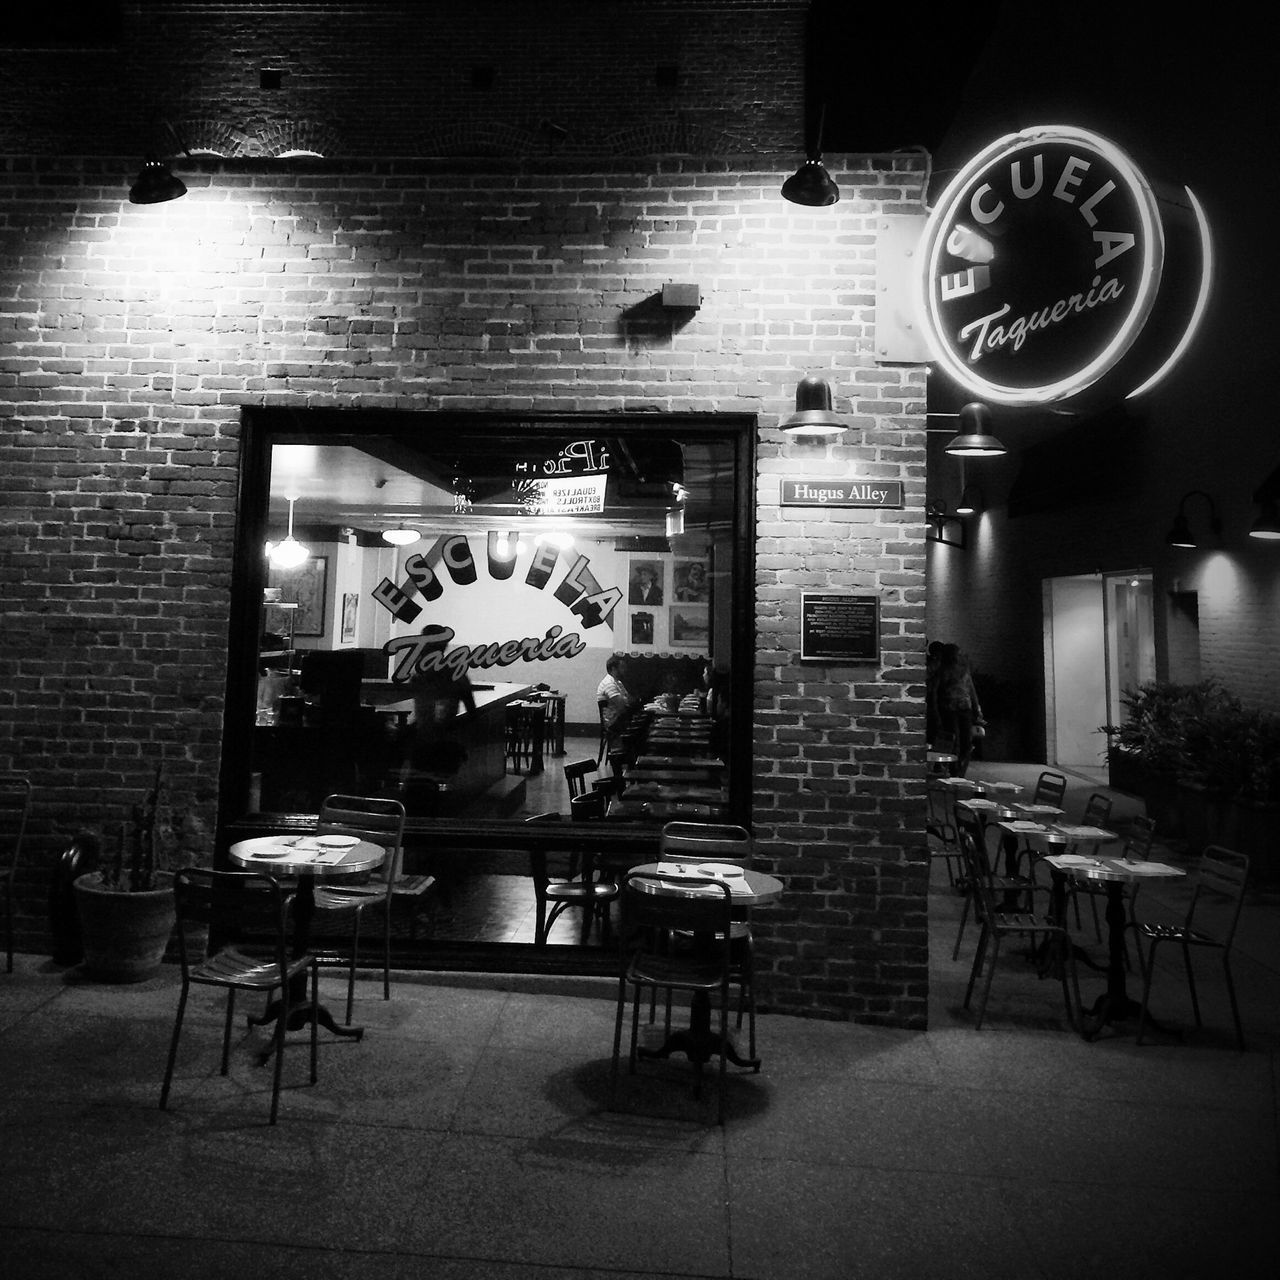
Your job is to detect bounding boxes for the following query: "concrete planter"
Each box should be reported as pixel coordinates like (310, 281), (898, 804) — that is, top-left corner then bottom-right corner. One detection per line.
(73, 872), (176, 983)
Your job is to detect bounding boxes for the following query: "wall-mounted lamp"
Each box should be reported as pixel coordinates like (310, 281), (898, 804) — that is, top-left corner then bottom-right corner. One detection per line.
(268, 496), (310, 568)
(382, 525), (422, 546)
(1249, 498), (1280, 541)
(955, 484), (983, 517)
(780, 374), (846, 436)
(128, 157), (187, 205)
(1165, 490), (1222, 549)
(926, 499), (966, 548)
(781, 104), (840, 207)
(944, 402), (1006, 457)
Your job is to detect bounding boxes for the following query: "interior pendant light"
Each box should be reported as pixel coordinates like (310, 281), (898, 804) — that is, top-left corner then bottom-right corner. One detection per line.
(781, 374), (847, 436)
(944, 402), (1007, 457)
(382, 525), (422, 546)
(268, 496), (310, 568)
(781, 104), (840, 207)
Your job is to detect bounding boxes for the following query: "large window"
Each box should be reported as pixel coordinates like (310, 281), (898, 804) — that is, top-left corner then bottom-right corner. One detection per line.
(223, 410), (755, 852)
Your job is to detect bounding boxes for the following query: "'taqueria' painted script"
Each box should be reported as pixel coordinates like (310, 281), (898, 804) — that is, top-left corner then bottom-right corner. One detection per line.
(385, 623), (585, 683)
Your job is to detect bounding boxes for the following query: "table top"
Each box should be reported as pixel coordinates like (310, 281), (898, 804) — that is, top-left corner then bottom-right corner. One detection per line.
(628, 861), (783, 905)
(229, 834), (386, 878)
(1043, 853), (1187, 885)
(608, 799), (727, 822)
(634, 755), (725, 770)
(994, 819), (1113, 847)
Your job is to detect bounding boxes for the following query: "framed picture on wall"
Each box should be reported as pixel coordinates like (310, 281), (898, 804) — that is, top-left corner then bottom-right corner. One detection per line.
(340, 592), (359, 643)
(630, 611), (654, 646)
(627, 558), (665, 605)
(670, 604), (709, 648)
(269, 556), (328, 637)
(672, 557), (709, 603)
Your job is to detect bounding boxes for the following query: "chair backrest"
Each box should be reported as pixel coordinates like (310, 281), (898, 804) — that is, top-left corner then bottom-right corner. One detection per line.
(954, 811), (1002, 920)
(1185, 845), (1249, 946)
(1080, 792), (1113, 828)
(173, 868), (291, 976)
(1032, 771), (1068, 808)
(564, 758), (597, 800)
(570, 791), (607, 820)
(0, 774), (33, 875)
(621, 870), (733, 959)
(658, 821), (753, 868)
(317, 793), (406, 883)
(1120, 815), (1156, 862)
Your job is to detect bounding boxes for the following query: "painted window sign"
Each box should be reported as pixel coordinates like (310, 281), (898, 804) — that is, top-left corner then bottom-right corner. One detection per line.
(917, 125), (1212, 406)
(371, 531), (622, 682)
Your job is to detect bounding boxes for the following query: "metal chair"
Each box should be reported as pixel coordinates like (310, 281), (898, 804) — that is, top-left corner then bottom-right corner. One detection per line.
(309, 794), (416, 1024)
(1133, 845), (1249, 1049)
(611, 869), (734, 1123)
(952, 807), (1039, 962)
(926, 778), (963, 887)
(160, 868), (318, 1125)
(0, 774), (32, 974)
(960, 823), (1081, 1030)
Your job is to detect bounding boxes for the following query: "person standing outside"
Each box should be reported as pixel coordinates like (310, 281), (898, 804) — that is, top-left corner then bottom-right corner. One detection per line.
(935, 643), (985, 776)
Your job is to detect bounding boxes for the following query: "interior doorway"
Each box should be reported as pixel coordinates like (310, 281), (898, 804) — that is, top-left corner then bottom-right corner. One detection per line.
(1043, 571), (1154, 776)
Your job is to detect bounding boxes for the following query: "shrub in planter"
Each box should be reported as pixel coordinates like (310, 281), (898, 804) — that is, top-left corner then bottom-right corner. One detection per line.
(73, 766), (206, 982)
(1226, 711), (1280, 883)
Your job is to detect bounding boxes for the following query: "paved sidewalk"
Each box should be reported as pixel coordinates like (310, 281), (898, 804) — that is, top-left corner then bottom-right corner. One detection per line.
(2, 777), (1278, 1277)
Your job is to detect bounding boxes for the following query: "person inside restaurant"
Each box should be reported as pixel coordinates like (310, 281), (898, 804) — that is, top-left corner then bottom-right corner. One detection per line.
(596, 654), (640, 745)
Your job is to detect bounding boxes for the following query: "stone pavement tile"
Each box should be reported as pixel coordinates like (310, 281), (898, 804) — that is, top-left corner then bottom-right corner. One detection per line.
(1023, 1180), (1280, 1279)
(0, 1226), (664, 1279)
(403, 1130), (730, 1275)
(728, 1160), (1042, 1280)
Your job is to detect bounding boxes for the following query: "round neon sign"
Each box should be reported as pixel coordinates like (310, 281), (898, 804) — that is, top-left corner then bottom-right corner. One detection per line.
(918, 124), (1208, 407)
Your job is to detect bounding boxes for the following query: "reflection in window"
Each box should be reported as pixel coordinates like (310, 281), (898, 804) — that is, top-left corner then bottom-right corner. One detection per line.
(249, 422), (746, 839)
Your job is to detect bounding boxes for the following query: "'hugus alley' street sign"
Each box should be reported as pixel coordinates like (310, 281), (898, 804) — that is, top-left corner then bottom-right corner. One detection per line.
(917, 124), (1212, 407)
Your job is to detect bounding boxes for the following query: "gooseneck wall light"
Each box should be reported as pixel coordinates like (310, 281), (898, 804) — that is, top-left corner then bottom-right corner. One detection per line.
(781, 105), (840, 207)
(780, 374), (847, 436)
(943, 402), (1007, 458)
(926, 499), (966, 548)
(1165, 490), (1222, 549)
(1249, 499), (1280, 541)
(128, 157), (187, 205)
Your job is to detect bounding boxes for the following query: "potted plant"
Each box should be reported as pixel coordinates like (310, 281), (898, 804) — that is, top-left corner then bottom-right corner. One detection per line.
(1175, 692), (1247, 854)
(1226, 709), (1280, 883)
(73, 766), (205, 982)
(1099, 680), (1237, 838)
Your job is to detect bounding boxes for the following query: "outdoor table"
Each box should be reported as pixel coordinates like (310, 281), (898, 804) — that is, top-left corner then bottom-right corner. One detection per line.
(1042, 851), (1187, 1041)
(229, 834), (385, 1046)
(628, 861), (783, 1070)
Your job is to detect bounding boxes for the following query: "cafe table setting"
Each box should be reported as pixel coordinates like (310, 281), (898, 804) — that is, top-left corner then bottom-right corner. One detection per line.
(228, 833), (386, 1044)
(1038, 847), (1187, 1040)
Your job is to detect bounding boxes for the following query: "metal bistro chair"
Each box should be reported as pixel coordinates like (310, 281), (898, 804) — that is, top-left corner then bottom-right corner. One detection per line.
(960, 822), (1081, 1031)
(160, 868), (318, 1125)
(1133, 845), (1250, 1049)
(0, 774), (33, 974)
(658, 821), (757, 1058)
(611, 869), (735, 1124)
(926, 778), (963, 888)
(951, 806), (1038, 962)
(310, 794), (420, 1024)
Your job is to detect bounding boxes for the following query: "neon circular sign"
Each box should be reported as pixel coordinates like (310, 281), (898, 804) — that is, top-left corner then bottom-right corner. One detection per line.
(918, 125), (1209, 407)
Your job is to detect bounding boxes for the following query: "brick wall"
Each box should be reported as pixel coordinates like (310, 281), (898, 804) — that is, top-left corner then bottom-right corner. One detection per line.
(0, 150), (931, 1026)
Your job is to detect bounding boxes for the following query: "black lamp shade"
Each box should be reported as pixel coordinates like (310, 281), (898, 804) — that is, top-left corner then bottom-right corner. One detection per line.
(944, 402), (1006, 457)
(955, 485), (983, 516)
(1165, 513), (1196, 548)
(129, 159), (187, 205)
(1249, 499), (1280, 541)
(781, 158), (840, 207)
(781, 375), (846, 435)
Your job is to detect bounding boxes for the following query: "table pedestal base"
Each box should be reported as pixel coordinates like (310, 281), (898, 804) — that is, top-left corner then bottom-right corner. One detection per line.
(249, 989), (364, 1065)
(637, 993), (759, 1071)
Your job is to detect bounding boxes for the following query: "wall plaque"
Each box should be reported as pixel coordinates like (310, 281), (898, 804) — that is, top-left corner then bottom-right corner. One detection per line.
(781, 479), (904, 508)
(800, 592), (879, 664)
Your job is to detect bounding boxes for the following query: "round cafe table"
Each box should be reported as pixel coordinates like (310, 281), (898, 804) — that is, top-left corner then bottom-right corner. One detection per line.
(1044, 852), (1186, 1041)
(627, 862), (782, 1071)
(229, 835), (386, 1048)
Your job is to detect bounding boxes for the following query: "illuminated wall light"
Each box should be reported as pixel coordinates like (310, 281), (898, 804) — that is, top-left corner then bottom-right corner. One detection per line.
(382, 526), (421, 546)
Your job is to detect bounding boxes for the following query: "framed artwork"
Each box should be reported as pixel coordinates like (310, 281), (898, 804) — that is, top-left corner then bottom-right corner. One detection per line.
(670, 604), (709, 648)
(672, 557), (709, 603)
(340, 591), (359, 643)
(630, 611), (654, 646)
(627, 558), (665, 605)
(269, 556), (328, 636)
